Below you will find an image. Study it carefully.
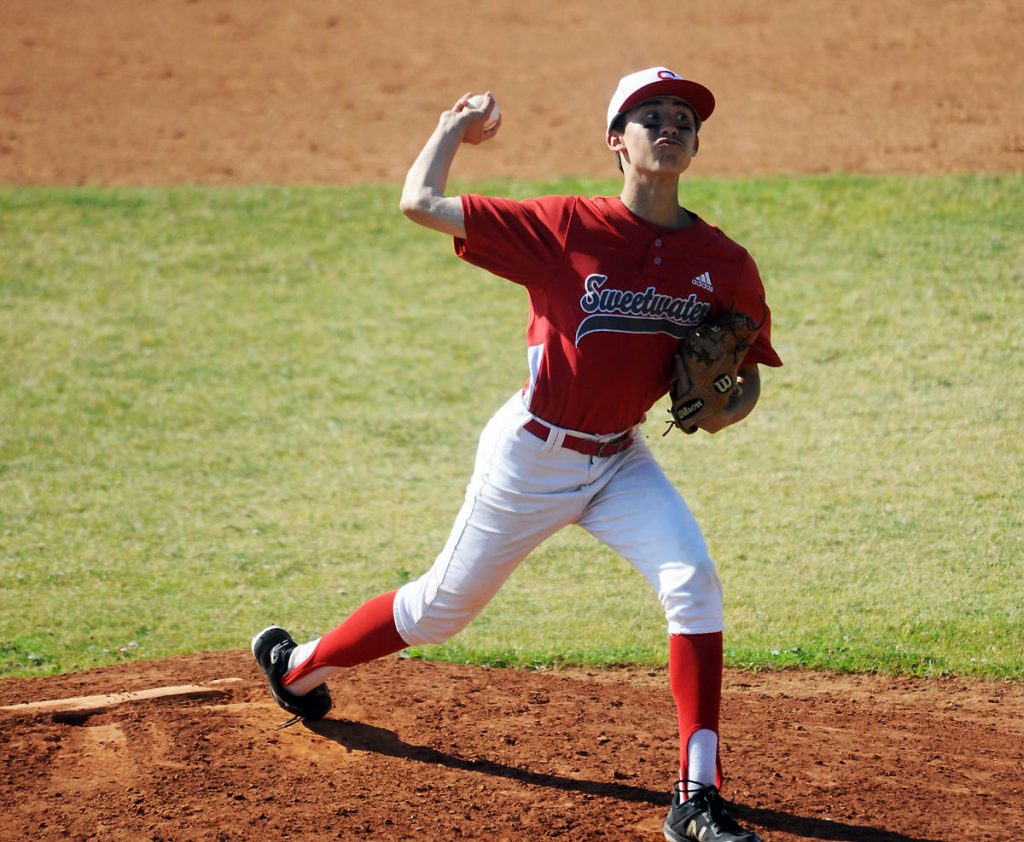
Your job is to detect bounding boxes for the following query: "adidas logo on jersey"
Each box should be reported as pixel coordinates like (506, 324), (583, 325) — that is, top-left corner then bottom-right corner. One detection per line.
(691, 271), (713, 292)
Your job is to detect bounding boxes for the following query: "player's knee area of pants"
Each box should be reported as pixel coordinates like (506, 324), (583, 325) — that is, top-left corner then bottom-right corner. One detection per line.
(394, 586), (481, 646)
(659, 555), (724, 634)
(397, 611), (477, 646)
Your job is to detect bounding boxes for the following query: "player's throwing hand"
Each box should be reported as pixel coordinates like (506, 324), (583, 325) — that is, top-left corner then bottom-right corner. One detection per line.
(449, 91), (501, 144)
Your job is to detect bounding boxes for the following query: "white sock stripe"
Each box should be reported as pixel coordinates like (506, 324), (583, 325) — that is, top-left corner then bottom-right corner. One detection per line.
(286, 637), (321, 675)
(285, 664), (341, 696)
(686, 728), (718, 798)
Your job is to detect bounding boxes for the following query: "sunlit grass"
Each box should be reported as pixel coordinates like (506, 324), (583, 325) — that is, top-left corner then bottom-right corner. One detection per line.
(1, 175), (1021, 678)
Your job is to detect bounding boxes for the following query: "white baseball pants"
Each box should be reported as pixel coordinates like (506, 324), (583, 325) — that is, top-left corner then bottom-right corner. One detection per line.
(393, 392), (724, 646)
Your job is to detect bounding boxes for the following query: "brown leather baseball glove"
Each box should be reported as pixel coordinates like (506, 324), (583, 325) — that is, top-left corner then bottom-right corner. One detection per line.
(666, 307), (764, 435)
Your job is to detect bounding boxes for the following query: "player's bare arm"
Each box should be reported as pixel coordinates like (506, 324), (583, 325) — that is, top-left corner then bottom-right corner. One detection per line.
(399, 92), (501, 239)
(699, 365), (761, 434)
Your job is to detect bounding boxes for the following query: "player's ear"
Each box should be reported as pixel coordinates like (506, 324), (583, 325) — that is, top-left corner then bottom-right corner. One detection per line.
(606, 130), (625, 153)
(692, 135), (700, 156)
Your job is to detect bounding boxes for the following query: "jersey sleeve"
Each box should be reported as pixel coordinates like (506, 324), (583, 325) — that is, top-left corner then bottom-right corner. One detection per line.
(453, 194), (574, 288)
(733, 254), (784, 368)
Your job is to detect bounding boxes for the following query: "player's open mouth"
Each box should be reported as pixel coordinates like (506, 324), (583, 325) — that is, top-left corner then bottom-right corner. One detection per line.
(655, 138), (683, 148)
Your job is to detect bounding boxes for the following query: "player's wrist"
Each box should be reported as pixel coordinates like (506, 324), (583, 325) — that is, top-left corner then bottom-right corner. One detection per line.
(438, 109), (475, 140)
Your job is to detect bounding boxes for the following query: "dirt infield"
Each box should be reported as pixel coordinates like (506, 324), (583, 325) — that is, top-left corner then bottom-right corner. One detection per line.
(2, 0), (1022, 184)
(2, 654), (1023, 842)
(2, 1), (1023, 840)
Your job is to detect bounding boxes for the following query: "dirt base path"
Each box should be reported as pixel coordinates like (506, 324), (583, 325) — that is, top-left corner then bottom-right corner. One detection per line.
(2, 654), (1022, 841)
(2, 0), (1022, 184)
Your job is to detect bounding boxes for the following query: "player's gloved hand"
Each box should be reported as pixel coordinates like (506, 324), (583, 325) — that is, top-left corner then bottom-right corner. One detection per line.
(665, 305), (764, 435)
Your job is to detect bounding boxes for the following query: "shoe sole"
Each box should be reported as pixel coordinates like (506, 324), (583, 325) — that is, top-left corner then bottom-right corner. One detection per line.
(665, 824), (760, 842)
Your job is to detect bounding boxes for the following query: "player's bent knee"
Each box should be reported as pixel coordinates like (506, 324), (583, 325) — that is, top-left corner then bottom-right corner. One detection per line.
(659, 555), (724, 635)
(395, 610), (475, 646)
(393, 581), (482, 646)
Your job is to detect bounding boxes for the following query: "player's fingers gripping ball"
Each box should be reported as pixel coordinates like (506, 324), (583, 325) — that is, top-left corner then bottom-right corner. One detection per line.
(461, 93), (501, 144)
(466, 93), (501, 128)
(666, 305), (765, 435)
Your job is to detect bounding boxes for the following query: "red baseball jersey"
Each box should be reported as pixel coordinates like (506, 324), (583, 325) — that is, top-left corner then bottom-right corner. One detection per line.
(456, 194), (783, 435)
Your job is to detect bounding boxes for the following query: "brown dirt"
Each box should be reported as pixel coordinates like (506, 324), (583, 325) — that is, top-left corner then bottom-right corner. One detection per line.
(1, 0), (1022, 185)
(2, 2), (1023, 840)
(1, 655), (1023, 841)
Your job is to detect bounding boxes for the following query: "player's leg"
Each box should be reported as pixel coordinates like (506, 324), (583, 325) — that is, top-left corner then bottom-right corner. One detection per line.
(255, 590), (408, 698)
(283, 496), (564, 698)
(580, 442), (761, 840)
(393, 396), (593, 646)
(578, 445), (759, 841)
(256, 394), (587, 703)
(579, 440), (724, 791)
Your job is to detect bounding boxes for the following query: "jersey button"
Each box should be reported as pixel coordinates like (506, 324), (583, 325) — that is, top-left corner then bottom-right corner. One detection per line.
(653, 256), (663, 266)
(654, 239), (663, 247)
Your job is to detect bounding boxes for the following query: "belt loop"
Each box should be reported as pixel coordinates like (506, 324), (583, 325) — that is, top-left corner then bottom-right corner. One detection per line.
(533, 419), (558, 452)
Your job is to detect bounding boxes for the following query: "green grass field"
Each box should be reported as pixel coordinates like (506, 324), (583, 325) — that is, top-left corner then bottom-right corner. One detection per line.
(1, 175), (1021, 680)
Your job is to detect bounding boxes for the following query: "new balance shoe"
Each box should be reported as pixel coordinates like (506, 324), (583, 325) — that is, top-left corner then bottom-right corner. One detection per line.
(251, 625), (332, 720)
(664, 783), (762, 842)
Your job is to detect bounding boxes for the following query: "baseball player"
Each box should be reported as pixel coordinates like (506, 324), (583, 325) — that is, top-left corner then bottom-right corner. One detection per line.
(253, 67), (782, 842)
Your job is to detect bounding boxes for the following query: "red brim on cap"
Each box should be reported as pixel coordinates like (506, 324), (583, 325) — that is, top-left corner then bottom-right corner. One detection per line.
(617, 79), (715, 124)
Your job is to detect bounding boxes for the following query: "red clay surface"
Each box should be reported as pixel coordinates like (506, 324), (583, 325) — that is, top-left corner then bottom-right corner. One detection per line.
(2, 0), (1022, 185)
(2, 2), (1023, 840)
(1, 655), (1023, 841)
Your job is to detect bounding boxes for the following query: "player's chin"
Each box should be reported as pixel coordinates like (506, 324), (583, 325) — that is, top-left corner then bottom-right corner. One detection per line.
(648, 150), (692, 172)
(637, 158), (690, 177)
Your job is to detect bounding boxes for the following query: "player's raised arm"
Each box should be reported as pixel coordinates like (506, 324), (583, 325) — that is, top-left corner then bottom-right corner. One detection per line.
(399, 92), (501, 239)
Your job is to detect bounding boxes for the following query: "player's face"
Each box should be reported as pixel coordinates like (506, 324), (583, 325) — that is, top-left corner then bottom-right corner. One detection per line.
(612, 97), (699, 174)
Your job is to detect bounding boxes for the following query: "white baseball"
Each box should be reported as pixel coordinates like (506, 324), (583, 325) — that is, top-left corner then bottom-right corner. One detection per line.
(467, 94), (500, 130)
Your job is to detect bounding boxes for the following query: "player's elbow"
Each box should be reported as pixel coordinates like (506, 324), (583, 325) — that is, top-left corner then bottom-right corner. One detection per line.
(399, 190), (445, 231)
(399, 189), (429, 221)
(398, 192), (466, 238)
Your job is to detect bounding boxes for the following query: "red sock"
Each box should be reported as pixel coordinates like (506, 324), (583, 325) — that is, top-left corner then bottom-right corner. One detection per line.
(282, 591), (407, 686)
(669, 632), (723, 788)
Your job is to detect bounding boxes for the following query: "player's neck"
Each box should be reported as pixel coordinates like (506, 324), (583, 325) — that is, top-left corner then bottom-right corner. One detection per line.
(619, 178), (691, 229)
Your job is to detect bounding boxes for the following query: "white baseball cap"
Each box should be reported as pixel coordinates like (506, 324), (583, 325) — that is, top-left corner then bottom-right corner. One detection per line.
(606, 67), (715, 133)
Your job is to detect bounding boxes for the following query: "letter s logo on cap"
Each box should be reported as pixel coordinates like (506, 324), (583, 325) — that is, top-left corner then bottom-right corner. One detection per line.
(658, 70), (683, 80)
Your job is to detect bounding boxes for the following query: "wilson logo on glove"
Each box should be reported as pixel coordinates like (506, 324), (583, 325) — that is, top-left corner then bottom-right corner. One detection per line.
(712, 374), (734, 394)
(665, 301), (766, 435)
(676, 398), (706, 420)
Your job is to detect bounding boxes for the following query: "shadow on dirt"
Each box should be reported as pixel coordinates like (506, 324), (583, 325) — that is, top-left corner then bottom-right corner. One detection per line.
(307, 717), (668, 805)
(734, 804), (941, 842)
(309, 718), (940, 842)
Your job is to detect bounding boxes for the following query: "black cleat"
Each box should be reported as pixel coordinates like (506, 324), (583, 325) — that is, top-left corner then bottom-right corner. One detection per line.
(251, 625), (332, 721)
(664, 783), (762, 842)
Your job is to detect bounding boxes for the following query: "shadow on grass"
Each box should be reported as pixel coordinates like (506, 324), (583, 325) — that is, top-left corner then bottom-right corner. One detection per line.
(306, 718), (940, 842)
